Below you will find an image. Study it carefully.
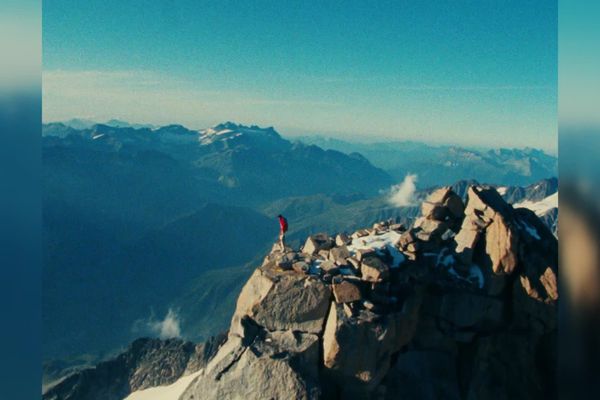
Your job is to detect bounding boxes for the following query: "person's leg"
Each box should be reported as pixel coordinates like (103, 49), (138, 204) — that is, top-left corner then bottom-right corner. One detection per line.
(279, 232), (285, 250)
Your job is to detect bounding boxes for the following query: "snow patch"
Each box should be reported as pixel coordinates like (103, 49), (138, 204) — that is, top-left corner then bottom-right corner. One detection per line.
(347, 231), (406, 268)
(92, 134), (105, 140)
(124, 369), (203, 400)
(496, 186), (508, 196)
(514, 192), (558, 217)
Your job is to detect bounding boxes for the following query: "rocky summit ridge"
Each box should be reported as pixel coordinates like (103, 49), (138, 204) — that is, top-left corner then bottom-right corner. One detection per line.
(44, 184), (557, 400)
(179, 184), (557, 400)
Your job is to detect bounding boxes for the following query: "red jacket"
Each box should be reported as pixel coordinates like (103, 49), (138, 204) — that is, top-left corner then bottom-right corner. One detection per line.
(278, 216), (288, 233)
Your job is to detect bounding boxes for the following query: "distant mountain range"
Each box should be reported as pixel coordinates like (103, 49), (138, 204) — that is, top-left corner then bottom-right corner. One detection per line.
(297, 135), (557, 187)
(42, 121), (558, 372)
(58, 118), (157, 130)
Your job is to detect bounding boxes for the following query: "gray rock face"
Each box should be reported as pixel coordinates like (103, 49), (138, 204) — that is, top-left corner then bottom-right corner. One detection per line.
(43, 336), (226, 400)
(231, 268), (331, 335)
(181, 331), (320, 400)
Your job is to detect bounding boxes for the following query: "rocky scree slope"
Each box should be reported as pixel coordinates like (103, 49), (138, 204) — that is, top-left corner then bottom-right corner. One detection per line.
(178, 185), (557, 400)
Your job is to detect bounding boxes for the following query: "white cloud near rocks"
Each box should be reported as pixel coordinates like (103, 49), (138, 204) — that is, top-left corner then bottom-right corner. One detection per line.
(150, 309), (182, 339)
(388, 174), (418, 207)
(133, 308), (182, 339)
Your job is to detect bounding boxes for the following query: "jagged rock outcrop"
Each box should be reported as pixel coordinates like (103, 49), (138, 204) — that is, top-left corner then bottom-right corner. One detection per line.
(179, 184), (558, 400)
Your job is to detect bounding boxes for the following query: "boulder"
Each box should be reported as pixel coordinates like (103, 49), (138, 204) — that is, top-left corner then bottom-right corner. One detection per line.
(397, 230), (417, 249)
(443, 193), (465, 219)
(427, 187), (453, 203)
(319, 260), (338, 273)
(389, 223), (405, 232)
(332, 280), (362, 303)
(231, 268), (331, 335)
(360, 256), (389, 282)
(303, 233), (334, 255)
(485, 215), (519, 274)
(540, 267), (558, 301)
(275, 253), (295, 270)
(373, 222), (387, 231)
(329, 246), (351, 264)
(292, 261), (310, 274)
(322, 287), (422, 390)
(336, 233), (350, 247)
(464, 186), (511, 223)
(352, 229), (370, 238)
(347, 257), (361, 270)
(454, 218), (482, 264)
(415, 217), (447, 233)
(322, 303), (395, 388)
(318, 249), (330, 259)
(421, 201), (448, 221)
(355, 248), (376, 261)
(405, 242), (419, 253)
(414, 218), (448, 241)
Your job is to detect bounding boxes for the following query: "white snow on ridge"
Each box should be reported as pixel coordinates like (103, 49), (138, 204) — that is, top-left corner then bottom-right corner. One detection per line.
(347, 231), (406, 268)
(123, 369), (203, 400)
(496, 186), (508, 196)
(514, 192), (558, 217)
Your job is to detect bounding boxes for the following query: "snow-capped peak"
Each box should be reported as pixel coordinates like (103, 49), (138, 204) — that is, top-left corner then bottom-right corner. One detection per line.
(198, 122), (283, 146)
(514, 192), (558, 217)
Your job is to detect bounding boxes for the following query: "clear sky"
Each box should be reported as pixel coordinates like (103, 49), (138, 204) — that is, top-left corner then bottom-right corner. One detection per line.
(43, 0), (557, 151)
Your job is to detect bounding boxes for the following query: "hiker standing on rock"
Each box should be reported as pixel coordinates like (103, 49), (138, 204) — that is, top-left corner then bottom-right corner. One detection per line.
(278, 214), (288, 250)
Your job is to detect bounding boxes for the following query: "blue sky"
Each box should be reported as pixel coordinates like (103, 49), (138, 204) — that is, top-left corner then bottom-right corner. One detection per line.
(43, 0), (557, 151)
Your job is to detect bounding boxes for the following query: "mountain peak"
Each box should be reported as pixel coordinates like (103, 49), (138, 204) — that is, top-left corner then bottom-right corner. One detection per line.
(200, 122), (283, 145)
(121, 185), (556, 400)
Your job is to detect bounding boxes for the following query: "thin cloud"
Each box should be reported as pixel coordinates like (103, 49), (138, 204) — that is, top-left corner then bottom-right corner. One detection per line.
(42, 69), (340, 121)
(393, 85), (554, 91)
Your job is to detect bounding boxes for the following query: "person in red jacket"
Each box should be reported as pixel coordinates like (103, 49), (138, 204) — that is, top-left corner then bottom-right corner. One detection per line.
(278, 214), (288, 250)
